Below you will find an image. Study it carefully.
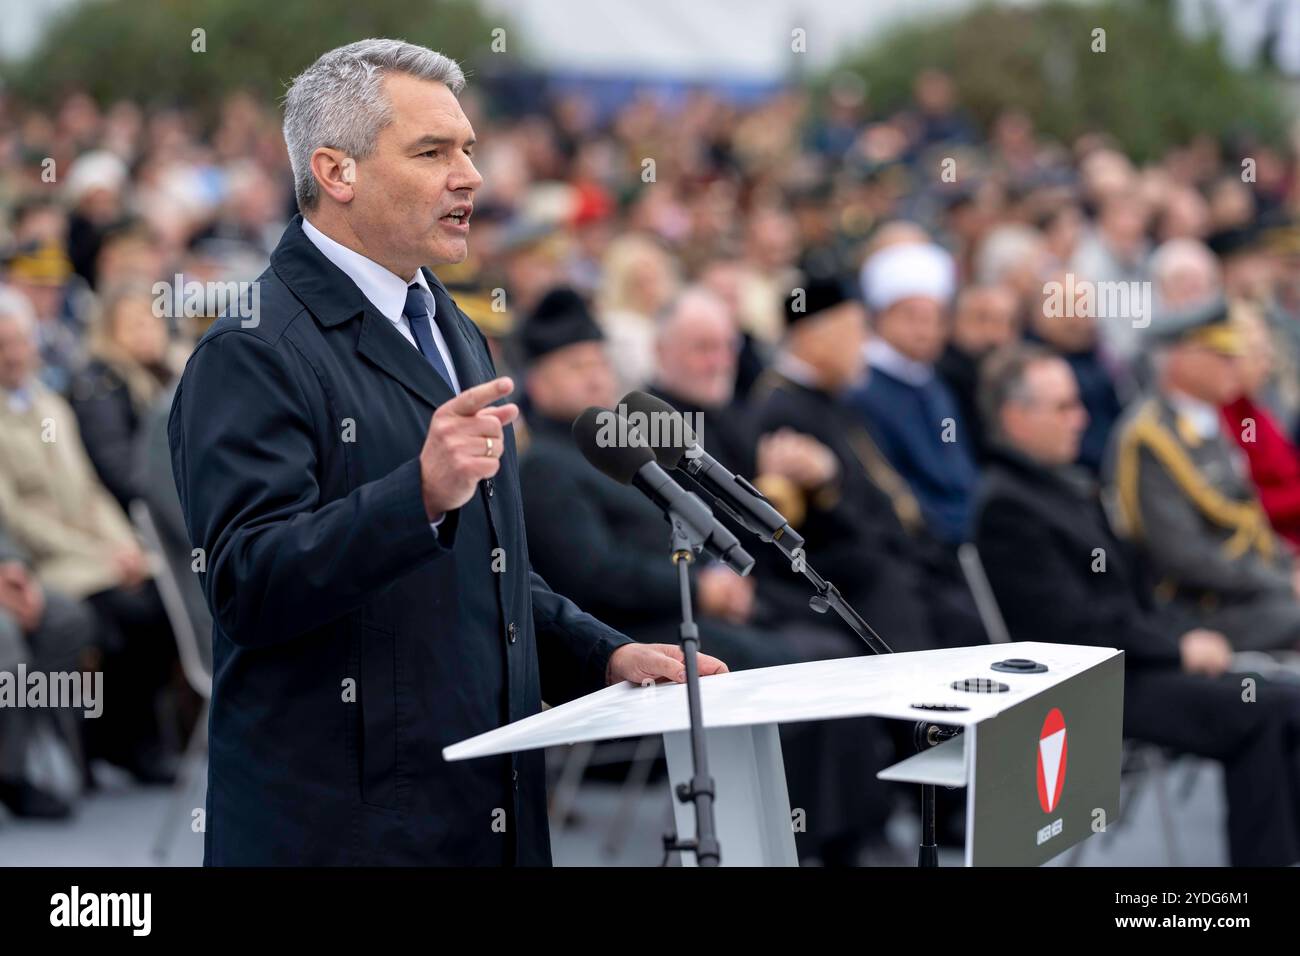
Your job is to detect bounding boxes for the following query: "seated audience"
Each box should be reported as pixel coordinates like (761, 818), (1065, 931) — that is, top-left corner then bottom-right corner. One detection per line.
(1109, 298), (1300, 652)
(0, 286), (177, 783)
(69, 282), (180, 511)
(748, 271), (985, 653)
(1068, 186), (1152, 366)
(644, 286), (870, 644)
(596, 234), (680, 393)
(3, 242), (84, 395)
(0, 521), (98, 818)
(516, 285), (897, 865)
(851, 239), (978, 546)
(936, 283), (1019, 462)
(1029, 269), (1125, 473)
(1222, 302), (1300, 551)
(974, 342), (1300, 866)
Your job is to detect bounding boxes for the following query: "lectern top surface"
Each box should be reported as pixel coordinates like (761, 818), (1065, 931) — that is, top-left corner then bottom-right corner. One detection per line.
(443, 641), (1119, 761)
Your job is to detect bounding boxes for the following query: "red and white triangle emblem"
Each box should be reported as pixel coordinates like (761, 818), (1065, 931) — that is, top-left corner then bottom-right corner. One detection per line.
(1036, 707), (1067, 813)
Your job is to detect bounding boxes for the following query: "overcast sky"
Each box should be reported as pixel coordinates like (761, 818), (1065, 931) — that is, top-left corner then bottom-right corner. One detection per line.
(3, 0), (1293, 80)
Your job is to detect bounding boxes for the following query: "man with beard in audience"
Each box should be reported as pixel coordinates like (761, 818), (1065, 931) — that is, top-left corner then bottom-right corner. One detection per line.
(851, 240), (979, 548)
(518, 285), (900, 865)
(646, 286), (889, 649)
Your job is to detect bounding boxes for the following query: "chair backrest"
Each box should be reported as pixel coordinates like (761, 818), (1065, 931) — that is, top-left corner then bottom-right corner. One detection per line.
(957, 541), (1012, 644)
(130, 499), (212, 699)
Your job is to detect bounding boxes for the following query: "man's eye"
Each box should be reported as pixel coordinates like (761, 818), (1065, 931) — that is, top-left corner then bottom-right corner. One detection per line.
(420, 150), (439, 158)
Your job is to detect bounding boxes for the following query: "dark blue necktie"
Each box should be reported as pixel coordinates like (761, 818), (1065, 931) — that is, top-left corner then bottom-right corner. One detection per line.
(403, 284), (455, 391)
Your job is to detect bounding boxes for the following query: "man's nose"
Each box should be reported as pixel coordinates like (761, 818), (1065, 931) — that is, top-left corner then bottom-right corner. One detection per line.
(450, 153), (484, 192)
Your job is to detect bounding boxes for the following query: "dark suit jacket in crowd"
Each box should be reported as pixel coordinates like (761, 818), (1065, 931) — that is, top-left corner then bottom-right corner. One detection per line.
(69, 359), (143, 511)
(747, 369), (935, 651)
(972, 445), (1183, 668)
(169, 216), (630, 866)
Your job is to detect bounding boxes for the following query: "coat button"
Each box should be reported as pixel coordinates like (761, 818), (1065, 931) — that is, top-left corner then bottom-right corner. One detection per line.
(507, 622), (518, 644)
(486, 478), (495, 497)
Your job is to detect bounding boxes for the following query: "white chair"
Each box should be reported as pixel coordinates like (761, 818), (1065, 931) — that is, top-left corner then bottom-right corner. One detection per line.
(130, 500), (211, 863)
(957, 542), (1011, 644)
(957, 541), (1194, 866)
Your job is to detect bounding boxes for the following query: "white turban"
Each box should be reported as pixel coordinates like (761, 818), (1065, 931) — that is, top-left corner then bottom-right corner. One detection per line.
(860, 241), (956, 312)
(64, 150), (128, 203)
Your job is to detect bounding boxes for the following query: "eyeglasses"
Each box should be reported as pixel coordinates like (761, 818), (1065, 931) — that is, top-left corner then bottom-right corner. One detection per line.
(1020, 397), (1084, 414)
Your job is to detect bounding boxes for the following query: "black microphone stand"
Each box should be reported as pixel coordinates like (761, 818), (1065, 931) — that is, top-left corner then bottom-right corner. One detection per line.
(732, 513), (960, 866)
(660, 510), (721, 867)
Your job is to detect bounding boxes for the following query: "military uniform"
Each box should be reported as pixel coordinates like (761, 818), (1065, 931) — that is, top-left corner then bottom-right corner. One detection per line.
(1110, 302), (1300, 652)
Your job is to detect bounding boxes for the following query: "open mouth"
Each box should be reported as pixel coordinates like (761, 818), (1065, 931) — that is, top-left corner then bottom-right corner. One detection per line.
(440, 205), (472, 227)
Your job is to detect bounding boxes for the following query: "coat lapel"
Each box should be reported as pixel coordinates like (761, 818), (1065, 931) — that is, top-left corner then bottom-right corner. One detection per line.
(268, 216), (492, 409)
(424, 269), (492, 390)
(356, 307), (456, 410)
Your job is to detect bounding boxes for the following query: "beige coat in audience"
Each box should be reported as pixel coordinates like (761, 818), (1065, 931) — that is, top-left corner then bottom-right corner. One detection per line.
(0, 380), (141, 599)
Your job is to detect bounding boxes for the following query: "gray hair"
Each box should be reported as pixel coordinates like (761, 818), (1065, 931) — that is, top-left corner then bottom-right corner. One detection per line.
(655, 285), (731, 336)
(282, 38), (466, 212)
(1149, 238), (1220, 295)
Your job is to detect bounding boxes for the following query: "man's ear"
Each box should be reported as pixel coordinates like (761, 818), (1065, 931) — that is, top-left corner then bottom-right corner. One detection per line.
(310, 148), (357, 205)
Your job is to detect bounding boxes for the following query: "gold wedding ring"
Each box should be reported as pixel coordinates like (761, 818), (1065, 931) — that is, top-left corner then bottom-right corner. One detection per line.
(485, 436), (494, 457)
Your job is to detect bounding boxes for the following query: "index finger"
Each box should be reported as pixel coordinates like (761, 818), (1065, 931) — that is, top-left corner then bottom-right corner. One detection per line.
(697, 654), (729, 675)
(441, 376), (514, 416)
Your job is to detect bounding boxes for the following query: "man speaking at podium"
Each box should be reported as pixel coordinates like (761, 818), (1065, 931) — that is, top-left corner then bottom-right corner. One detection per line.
(169, 39), (726, 865)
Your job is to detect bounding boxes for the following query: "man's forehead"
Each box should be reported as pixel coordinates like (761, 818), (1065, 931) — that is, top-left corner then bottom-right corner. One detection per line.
(380, 73), (474, 139)
(1037, 359), (1076, 392)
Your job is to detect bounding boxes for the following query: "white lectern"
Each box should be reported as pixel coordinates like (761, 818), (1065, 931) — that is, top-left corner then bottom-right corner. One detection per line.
(444, 641), (1124, 866)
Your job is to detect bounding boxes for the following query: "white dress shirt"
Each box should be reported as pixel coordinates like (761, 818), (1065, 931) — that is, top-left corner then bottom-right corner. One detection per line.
(302, 217), (459, 529)
(864, 338), (934, 387)
(302, 217), (462, 393)
(1167, 391), (1221, 441)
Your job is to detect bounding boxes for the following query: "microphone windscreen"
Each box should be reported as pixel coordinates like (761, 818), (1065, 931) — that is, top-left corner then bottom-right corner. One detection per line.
(617, 390), (694, 468)
(572, 407), (654, 485)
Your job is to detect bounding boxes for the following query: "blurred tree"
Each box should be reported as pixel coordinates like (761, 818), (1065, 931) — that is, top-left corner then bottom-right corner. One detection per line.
(1, 0), (510, 111)
(833, 0), (1289, 161)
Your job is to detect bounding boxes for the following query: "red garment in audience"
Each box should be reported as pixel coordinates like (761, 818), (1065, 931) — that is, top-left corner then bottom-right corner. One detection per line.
(1222, 395), (1300, 550)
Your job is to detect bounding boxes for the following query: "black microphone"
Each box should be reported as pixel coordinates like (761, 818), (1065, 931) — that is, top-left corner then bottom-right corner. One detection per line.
(572, 407), (754, 576)
(617, 390), (805, 551)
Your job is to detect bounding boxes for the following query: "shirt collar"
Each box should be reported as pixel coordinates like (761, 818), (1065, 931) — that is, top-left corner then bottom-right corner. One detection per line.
(865, 338), (933, 386)
(301, 217), (433, 322)
(1167, 390), (1221, 440)
(3, 383), (36, 414)
(773, 352), (822, 389)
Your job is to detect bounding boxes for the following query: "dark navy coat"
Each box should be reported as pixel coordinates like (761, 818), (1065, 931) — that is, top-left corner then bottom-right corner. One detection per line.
(168, 216), (631, 865)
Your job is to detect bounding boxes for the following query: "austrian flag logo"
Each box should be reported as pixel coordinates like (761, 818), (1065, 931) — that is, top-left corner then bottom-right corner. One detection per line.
(1036, 708), (1068, 813)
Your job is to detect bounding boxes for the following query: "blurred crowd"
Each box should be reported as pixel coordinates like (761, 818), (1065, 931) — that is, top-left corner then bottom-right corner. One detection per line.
(5, 66), (1300, 864)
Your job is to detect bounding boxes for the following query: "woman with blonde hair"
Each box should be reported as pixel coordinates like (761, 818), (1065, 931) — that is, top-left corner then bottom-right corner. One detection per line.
(69, 282), (181, 510)
(596, 232), (681, 391)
